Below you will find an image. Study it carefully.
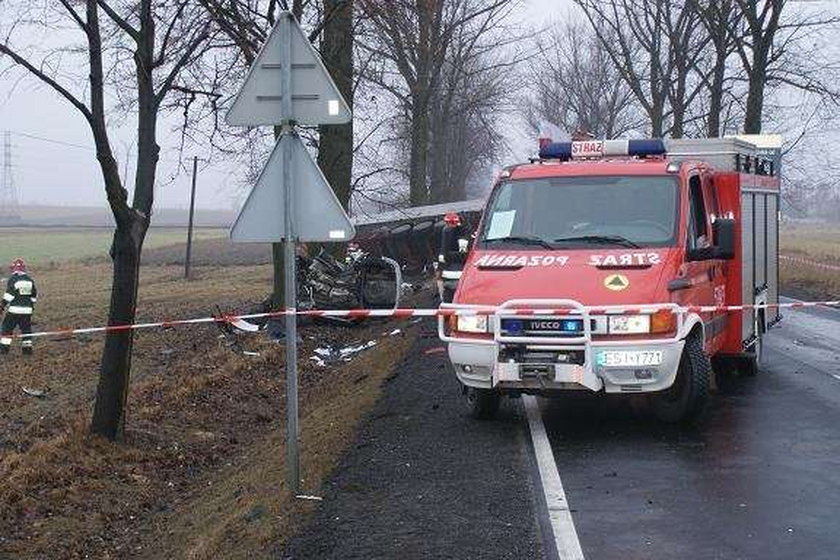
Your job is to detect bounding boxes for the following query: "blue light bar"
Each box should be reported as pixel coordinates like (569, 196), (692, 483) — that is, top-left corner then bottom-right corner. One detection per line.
(627, 139), (667, 157)
(538, 139), (667, 160)
(539, 142), (572, 160)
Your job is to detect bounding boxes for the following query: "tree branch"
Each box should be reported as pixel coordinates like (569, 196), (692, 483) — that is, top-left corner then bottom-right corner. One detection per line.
(154, 27), (211, 107)
(58, 0), (88, 31)
(97, 0), (139, 40)
(0, 43), (93, 123)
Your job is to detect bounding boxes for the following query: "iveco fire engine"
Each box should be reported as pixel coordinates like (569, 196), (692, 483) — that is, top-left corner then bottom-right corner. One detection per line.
(439, 136), (781, 423)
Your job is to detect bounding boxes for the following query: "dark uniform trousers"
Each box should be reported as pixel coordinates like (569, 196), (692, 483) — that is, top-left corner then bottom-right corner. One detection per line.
(1, 314), (33, 354)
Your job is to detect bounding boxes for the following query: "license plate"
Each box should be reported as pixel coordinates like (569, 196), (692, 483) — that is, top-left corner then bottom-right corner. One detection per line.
(597, 350), (663, 367)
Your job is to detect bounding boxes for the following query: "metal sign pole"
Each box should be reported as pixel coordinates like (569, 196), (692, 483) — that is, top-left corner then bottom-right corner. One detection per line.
(279, 14), (300, 495)
(226, 11), (354, 497)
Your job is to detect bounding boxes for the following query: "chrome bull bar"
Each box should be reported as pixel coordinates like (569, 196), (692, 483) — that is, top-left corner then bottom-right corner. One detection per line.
(438, 299), (687, 391)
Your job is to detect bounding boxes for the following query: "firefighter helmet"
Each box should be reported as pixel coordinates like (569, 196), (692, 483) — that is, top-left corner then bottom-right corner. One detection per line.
(10, 258), (26, 273)
(444, 213), (461, 226)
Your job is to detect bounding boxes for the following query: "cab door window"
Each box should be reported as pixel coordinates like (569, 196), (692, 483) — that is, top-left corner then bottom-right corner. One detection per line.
(687, 175), (709, 250)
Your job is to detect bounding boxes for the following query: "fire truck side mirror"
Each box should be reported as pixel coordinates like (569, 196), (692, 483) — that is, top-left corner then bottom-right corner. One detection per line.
(687, 218), (736, 262)
(712, 218), (736, 260)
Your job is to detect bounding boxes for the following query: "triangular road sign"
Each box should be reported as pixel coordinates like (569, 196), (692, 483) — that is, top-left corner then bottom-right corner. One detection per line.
(226, 12), (352, 126)
(230, 133), (355, 242)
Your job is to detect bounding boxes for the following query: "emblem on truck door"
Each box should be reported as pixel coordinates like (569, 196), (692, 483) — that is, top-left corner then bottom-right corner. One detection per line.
(604, 274), (630, 291)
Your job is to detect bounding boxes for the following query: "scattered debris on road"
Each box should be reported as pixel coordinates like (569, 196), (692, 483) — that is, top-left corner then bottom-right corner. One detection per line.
(295, 495), (323, 501)
(311, 340), (378, 366)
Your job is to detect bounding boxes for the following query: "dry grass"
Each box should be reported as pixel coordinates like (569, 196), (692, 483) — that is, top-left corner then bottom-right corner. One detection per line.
(780, 222), (840, 300)
(0, 243), (423, 558)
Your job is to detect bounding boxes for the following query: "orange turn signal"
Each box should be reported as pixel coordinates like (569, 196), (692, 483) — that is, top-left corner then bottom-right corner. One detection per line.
(650, 309), (677, 334)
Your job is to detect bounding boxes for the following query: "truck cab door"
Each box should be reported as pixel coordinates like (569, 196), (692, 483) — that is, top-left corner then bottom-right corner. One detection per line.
(683, 172), (726, 348)
(683, 173), (716, 298)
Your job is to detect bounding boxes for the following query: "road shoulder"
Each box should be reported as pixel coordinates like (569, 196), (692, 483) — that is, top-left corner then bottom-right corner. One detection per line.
(279, 320), (546, 560)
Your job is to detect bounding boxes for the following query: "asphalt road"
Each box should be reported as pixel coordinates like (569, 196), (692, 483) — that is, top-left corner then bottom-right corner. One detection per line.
(280, 323), (548, 560)
(545, 301), (840, 559)
(281, 302), (840, 559)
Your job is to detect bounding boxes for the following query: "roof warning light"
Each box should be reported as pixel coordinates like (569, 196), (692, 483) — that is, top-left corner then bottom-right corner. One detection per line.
(539, 139), (667, 160)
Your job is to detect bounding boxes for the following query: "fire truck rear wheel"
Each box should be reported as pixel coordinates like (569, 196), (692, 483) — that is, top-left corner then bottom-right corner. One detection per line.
(464, 386), (500, 420)
(652, 334), (710, 424)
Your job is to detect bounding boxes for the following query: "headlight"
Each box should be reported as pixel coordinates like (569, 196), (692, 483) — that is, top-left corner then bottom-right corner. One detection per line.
(456, 315), (490, 333)
(608, 314), (650, 334)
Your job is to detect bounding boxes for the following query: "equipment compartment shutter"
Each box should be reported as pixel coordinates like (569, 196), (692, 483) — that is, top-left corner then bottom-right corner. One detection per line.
(755, 194), (768, 291)
(767, 194), (780, 324)
(741, 192), (755, 341)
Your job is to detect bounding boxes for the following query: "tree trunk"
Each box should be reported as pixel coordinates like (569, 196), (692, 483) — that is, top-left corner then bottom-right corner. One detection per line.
(743, 63), (766, 134)
(650, 104), (665, 138)
(408, 2), (433, 207)
(428, 101), (448, 204)
(318, 0), (354, 210)
(671, 102), (685, 138)
(409, 100), (430, 205)
(707, 54), (726, 137)
(90, 220), (147, 439)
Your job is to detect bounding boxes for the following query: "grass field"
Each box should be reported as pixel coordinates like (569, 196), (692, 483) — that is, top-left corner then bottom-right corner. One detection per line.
(780, 222), (840, 300)
(780, 223), (840, 263)
(0, 227), (226, 267)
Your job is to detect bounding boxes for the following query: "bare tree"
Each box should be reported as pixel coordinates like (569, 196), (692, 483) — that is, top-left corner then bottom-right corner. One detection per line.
(427, 1), (521, 203)
(574, 0), (710, 138)
(732, 0), (840, 134)
(357, 0), (514, 206)
(318, 0), (354, 209)
(526, 21), (641, 139)
(734, 0), (784, 134)
(0, 0), (217, 439)
(691, 0), (741, 137)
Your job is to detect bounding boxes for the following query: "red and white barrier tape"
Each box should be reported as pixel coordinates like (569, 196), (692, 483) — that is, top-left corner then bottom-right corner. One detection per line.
(780, 254), (840, 272)
(9, 299), (839, 340)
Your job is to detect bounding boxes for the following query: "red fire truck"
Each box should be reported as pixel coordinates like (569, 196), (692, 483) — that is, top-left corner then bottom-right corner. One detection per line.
(439, 136), (781, 423)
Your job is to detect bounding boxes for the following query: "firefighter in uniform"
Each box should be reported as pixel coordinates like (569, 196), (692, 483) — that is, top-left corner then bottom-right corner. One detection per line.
(1, 258), (37, 355)
(437, 213), (470, 303)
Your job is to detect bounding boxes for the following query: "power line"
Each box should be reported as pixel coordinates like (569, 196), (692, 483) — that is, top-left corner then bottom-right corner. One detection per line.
(6, 130), (205, 166)
(8, 130), (95, 152)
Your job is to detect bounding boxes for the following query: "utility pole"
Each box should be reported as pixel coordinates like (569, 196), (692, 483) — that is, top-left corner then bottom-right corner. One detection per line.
(184, 156), (198, 279)
(1, 131), (21, 225)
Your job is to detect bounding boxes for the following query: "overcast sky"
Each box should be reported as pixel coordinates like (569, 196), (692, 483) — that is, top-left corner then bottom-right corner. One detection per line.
(0, 1), (575, 212)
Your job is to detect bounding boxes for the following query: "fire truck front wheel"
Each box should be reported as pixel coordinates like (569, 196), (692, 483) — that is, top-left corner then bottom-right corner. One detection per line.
(651, 334), (710, 424)
(464, 386), (501, 420)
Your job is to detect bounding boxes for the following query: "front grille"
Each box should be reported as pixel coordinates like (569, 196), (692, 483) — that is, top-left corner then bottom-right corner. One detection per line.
(500, 318), (595, 337)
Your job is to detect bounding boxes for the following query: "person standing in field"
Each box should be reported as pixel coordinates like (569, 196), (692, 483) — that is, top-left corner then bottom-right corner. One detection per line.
(0, 258), (37, 355)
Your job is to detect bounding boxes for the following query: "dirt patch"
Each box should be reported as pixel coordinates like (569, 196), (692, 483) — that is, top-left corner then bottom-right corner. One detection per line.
(0, 258), (431, 558)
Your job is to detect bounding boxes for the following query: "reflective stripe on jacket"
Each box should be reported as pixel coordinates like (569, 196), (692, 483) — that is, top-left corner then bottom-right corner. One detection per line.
(3, 273), (37, 314)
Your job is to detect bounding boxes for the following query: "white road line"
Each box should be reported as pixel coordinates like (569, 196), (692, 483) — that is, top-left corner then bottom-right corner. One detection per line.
(832, 374), (840, 382)
(523, 395), (585, 560)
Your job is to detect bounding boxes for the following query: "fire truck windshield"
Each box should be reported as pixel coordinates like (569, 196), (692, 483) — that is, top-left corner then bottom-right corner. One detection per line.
(479, 176), (678, 249)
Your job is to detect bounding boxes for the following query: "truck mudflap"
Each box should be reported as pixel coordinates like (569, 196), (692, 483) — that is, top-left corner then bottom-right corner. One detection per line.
(439, 299), (691, 394)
